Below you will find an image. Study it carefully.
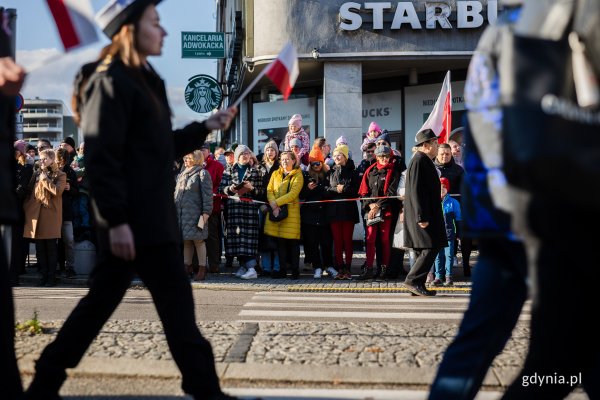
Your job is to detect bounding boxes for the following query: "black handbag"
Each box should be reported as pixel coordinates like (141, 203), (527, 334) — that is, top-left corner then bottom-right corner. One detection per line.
(268, 179), (291, 222)
(502, 24), (600, 206)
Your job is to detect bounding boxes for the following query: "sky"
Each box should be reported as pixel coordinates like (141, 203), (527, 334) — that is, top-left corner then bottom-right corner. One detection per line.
(4, 0), (219, 128)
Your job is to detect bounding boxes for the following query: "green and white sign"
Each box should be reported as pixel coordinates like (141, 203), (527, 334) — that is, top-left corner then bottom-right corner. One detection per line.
(185, 75), (223, 114)
(181, 32), (225, 59)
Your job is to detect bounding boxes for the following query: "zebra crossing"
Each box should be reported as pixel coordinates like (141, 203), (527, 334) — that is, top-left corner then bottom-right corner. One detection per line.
(238, 291), (531, 323)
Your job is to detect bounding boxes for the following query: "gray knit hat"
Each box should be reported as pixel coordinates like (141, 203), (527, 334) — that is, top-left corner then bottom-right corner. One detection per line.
(263, 140), (279, 156)
(234, 144), (250, 162)
(374, 145), (391, 156)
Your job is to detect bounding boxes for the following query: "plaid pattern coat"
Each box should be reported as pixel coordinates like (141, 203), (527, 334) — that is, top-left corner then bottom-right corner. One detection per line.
(219, 163), (263, 257)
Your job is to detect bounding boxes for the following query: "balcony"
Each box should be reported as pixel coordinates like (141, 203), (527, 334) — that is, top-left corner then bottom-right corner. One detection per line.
(23, 122), (62, 133)
(22, 108), (62, 118)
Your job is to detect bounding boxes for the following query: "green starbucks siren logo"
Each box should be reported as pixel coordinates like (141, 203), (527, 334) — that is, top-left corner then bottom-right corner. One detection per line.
(185, 75), (222, 113)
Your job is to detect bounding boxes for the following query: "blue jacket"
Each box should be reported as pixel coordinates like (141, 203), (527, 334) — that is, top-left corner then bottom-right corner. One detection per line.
(441, 194), (461, 241)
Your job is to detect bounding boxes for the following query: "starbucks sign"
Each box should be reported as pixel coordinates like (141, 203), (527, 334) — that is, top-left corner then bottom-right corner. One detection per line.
(184, 75), (222, 113)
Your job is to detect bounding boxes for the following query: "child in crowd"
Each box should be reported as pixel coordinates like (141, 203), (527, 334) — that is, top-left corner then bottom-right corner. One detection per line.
(432, 177), (462, 286)
(360, 121), (382, 151)
(283, 114), (310, 159)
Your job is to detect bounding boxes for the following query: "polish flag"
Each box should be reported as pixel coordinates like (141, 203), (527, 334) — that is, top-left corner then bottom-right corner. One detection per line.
(265, 42), (299, 101)
(46, 0), (98, 51)
(419, 71), (452, 144)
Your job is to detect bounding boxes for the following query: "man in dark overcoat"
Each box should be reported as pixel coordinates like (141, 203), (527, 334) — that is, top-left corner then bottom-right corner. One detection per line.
(402, 129), (447, 296)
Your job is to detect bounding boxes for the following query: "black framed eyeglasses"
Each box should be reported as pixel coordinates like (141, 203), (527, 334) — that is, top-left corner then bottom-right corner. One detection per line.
(310, 162), (322, 166)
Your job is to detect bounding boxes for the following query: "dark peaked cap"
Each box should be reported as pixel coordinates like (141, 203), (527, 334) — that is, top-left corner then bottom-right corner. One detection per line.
(96, 0), (163, 38)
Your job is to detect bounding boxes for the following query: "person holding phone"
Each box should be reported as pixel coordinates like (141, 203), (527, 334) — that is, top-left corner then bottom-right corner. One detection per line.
(300, 148), (337, 279)
(23, 149), (66, 287)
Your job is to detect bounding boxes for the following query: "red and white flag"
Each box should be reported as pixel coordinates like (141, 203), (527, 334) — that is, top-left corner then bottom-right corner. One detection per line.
(265, 42), (299, 101)
(46, 0), (98, 52)
(419, 70), (452, 143)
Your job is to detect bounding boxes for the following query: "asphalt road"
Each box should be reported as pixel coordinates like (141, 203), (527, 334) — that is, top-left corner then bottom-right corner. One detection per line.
(13, 287), (499, 324)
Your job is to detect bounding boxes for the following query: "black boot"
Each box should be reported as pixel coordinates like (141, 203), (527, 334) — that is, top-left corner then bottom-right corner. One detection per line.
(356, 267), (374, 281)
(375, 265), (387, 281)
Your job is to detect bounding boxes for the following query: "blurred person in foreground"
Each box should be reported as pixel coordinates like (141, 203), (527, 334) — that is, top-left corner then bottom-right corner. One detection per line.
(429, 1), (531, 398)
(0, 6), (27, 398)
(24, 1), (245, 399)
(501, 0), (600, 398)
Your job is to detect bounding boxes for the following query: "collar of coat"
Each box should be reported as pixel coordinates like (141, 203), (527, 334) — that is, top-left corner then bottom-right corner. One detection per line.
(358, 157), (395, 197)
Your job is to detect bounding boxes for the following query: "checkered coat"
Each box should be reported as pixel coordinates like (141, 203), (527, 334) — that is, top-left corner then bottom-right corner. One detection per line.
(219, 163), (263, 257)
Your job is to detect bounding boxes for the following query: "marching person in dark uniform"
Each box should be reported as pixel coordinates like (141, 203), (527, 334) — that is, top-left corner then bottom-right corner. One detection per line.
(24, 2), (244, 400)
(402, 129), (447, 296)
(0, 7), (27, 399)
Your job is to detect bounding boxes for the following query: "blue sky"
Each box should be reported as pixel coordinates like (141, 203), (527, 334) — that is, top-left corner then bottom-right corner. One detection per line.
(4, 0), (219, 128)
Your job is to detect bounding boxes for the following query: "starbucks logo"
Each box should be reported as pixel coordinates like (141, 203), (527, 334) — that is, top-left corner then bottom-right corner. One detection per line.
(185, 75), (222, 113)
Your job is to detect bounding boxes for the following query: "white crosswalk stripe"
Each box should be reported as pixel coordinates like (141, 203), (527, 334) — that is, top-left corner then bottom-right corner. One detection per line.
(239, 291), (531, 322)
(12, 287), (148, 301)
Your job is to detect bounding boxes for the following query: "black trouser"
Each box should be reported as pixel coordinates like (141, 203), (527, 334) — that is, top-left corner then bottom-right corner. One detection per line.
(301, 224), (333, 270)
(26, 232), (222, 399)
(404, 248), (439, 286)
(35, 239), (57, 285)
(503, 197), (600, 399)
(206, 213), (221, 269)
(277, 238), (300, 274)
(0, 229), (24, 399)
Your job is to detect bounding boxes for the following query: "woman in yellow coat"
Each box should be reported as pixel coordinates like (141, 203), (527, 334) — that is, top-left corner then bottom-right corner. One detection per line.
(264, 151), (304, 279)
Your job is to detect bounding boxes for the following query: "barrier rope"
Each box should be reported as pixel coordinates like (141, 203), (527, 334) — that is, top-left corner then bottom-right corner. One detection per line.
(214, 193), (459, 205)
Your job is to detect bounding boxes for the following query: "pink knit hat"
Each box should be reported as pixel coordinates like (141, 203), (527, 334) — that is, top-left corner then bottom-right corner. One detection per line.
(288, 114), (303, 129)
(368, 121), (382, 134)
(336, 135), (348, 146)
(14, 140), (27, 154)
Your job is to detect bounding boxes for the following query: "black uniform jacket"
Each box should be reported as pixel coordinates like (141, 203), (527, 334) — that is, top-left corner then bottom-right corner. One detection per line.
(82, 58), (210, 246)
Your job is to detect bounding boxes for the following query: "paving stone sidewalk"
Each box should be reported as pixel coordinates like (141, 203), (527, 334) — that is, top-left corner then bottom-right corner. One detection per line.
(17, 319), (527, 388)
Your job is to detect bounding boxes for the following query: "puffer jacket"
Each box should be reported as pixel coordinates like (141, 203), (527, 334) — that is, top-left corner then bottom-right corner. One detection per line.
(264, 167), (304, 240)
(174, 166), (213, 241)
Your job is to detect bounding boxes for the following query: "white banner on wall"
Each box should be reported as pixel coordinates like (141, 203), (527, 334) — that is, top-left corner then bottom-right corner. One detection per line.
(362, 90), (402, 133)
(404, 81), (466, 157)
(253, 97), (315, 154)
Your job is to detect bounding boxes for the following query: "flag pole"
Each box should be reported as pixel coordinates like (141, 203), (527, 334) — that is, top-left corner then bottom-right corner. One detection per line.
(232, 66), (269, 108)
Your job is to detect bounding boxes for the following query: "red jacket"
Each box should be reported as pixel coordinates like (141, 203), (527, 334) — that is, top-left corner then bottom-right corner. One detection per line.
(204, 155), (224, 214)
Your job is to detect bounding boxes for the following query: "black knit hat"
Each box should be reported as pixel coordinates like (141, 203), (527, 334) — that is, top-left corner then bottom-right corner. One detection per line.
(96, 0), (163, 38)
(62, 136), (76, 149)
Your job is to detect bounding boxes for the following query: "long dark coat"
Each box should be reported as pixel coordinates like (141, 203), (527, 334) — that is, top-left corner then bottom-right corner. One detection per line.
(219, 163), (263, 257)
(82, 58), (212, 246)
(325, 160), (360, 224)
(403, 151), (447, 249)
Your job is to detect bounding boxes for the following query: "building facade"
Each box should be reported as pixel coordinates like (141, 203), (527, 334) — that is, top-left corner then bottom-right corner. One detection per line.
(20, 98), (77, 147)
(216, 0), (500, 161)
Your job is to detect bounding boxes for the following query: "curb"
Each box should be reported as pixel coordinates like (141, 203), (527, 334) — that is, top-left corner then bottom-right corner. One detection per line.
(18, 356), (516, 388)
(16, 275), (473, 294)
